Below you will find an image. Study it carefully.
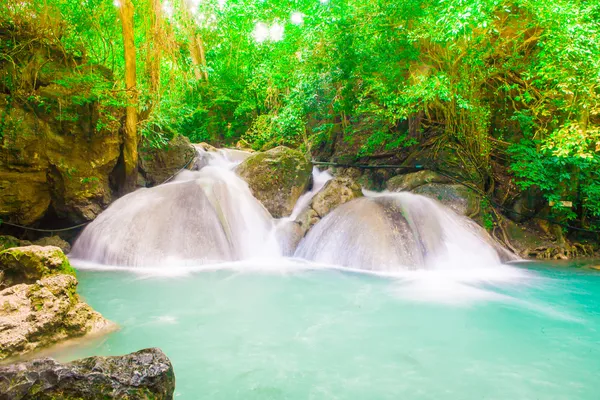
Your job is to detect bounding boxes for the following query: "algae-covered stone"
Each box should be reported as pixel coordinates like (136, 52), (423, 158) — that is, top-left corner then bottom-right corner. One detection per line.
(0, 245), (74, 288)
(0, 235), (31, 251)
(236, 146), (312, 218)
(297, 177), (363, 236)
(386, 170), (450, 192)
(0, 348), (174, 399)
(0, 274), (114, 360)
(139, 135), (197, 186)
(413, 183), (480, 216)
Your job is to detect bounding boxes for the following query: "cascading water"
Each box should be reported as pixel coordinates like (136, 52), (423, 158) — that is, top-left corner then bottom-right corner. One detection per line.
(294, 192), (516, 271)
(70, 148), (282, 266)
(71, 145), (515, 271)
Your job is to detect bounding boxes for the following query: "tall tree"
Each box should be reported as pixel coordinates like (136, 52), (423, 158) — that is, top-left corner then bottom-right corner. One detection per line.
(118, 0), (139, 191)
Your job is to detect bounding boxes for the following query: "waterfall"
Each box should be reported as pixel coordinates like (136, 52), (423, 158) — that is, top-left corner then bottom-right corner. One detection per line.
(294, 192), (515, 271)
(70, 149), (282, 266)
(71, 146), (515, 270)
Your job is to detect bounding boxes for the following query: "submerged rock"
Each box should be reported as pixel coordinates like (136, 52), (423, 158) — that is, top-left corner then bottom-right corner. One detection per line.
(0, 274), (114, 361)
(297, 177), (363, 236)
(236, 146), (312, 218)
(139, 135), (197, 186)
(0, 348), (175, 399)
(0, 245), (74, 288)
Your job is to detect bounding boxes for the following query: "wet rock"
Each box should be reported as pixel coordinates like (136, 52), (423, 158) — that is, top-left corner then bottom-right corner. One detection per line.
(297, 177), (363, 236)
(33, 236), (72, 254)
(0, 245), (74, 288)
(386, 170), (450, 192)
(139, 135), (196, 186)
(0, 274), (114, 360)
(0, 348), (174, 399)
(236, 146), (312, 218)
(413, 183), (480, 217)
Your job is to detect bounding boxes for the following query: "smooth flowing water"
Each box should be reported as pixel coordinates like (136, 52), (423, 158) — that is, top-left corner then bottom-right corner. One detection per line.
(64, 147), (599, 399)
(57, 262), (600, 399)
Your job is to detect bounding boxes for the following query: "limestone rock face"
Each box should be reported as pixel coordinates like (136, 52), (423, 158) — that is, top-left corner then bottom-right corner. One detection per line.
(0, 236), (31, 252)
(297, 177), (363, 236)
(0, 274), (114, 361)
(139, 135), (197, 186)
(236, 146), (312, 218)
(0, 29), (123, 226)
(0, 245), (74, 288)
(0, 348), (175, 399)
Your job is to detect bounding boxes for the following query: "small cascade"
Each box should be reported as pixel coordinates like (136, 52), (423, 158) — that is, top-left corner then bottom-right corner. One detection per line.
(71, 148), (282, 266)
(72, 145), (516, 271)
(294, 192), (513, 271)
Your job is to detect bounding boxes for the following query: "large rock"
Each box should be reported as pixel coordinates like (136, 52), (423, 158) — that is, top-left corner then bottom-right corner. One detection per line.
(139, 135), (196, 186)
(0, 348), (175, 399)
(236, 146), (312, 218)
(33, 235), (72, 254)
(386, 170), (450, 192)
(0, 245), (74, 288)
(297, 177), (363, 236)
(0, 274), (114, 360)
(0, 29), (123, 226)
(413, 183), (480, 216)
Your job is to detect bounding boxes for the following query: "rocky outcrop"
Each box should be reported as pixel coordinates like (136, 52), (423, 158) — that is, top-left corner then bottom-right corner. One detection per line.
(0, 245), (74, 288)
(387, 171), (480, 217)
(138, 135), (196, 186)
(386, 170), (450, 192)
(0, 236), (31, 252)
(0, 274), (114, 361)
(236, 146), (312, 218)
(297, 177), (363, 235)
(0, 27), (123, 226)
(33, 235), (72, 254)
(0, 348), (175, 399)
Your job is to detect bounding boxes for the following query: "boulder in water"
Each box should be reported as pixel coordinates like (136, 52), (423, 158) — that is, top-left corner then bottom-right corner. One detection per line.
(386, 170), (450, 192)
(139, 135), (197, 186)
(0, 274), (114, 360)
(0, 348), (174, 399)
(297, 176), (363, 236)
(235, 146), (312, 218)
(0, 245), (75, 288)
(413, 183), (480, 216)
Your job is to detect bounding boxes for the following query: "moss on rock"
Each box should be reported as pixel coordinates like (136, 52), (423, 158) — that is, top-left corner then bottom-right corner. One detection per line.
(236, 146), (312, 218)
(0, 245), (75, 288)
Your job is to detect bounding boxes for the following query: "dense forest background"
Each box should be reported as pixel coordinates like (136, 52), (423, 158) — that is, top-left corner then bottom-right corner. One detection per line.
(1, 0), (599, 243)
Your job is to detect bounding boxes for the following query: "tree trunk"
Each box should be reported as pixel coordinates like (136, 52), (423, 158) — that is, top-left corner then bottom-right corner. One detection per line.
(140, 0), (163, 121)
(179, 0), (208, 81)
(119, 0), (138, 192)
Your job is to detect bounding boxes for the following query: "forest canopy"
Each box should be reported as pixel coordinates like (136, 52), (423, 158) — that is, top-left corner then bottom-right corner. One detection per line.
(1, 0), (600, 230)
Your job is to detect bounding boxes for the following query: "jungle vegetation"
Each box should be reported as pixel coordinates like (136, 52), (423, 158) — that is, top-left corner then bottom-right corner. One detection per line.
(1, 0), (599, 229)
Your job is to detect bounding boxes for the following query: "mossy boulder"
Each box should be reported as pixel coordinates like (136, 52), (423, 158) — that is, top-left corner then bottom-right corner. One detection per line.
(297, 177), (363, 236)
(386, 170), (451, 192)
(0, 348), (173, 399)
(139, 135), (197, 186)
(0, 245), (74, 288)
(0, 235), (31, 251)
(0, 274), (114, 360)
(236, 146), (312, 218)
(33, 235), (72, 254)
(413, 183), (480, 217)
